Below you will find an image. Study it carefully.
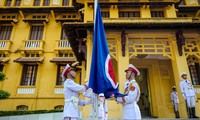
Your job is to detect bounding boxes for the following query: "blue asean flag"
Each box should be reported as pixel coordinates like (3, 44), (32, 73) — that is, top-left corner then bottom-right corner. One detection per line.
(89, 0), (125, 99)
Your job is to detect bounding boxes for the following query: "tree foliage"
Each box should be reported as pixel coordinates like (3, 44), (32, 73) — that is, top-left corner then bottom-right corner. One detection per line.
(0, 72), (6, 82)
(0, 90), (10, 99)
(0, 72), (10, 99)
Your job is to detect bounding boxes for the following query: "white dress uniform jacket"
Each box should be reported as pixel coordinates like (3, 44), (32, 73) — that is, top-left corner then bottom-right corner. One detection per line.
(171, 91), (179, 104)
(124, 80), (130, 94)
(63, 79), (87, 119)
(179, 80), (195, 98)
(171, 91), (179, 111)
(122, 79), (141, 120)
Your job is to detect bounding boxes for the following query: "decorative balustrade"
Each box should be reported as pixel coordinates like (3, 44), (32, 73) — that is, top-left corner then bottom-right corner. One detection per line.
(128, 35), (173, 59)
(17, 88), (35, 94)
(119, 0), (175, 1)
(55, 40), (71, 50)
(103, 17), (192, 23)
(194, 86), (200, 95)
(22, 40), (44, 51)
(183, 36), (200, 59)
(54, 88), (64, 94)
(0, 0), (72, 7)
(0, 40), (12, 51)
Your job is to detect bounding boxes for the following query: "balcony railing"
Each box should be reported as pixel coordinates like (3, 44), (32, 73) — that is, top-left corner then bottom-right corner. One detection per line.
(194, 85), (200, 98)
(17, 87), (35, 94)
(55, 40), (71, 51)
(54, 88), (64, 94)
(0, 0), (73, 7)
(22, 40), (45, 51)
(0, 40), (12, 51)
(102, 17), (193, 22)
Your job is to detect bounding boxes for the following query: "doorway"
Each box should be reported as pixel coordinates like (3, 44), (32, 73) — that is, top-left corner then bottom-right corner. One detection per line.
(136, 68), (151, 118)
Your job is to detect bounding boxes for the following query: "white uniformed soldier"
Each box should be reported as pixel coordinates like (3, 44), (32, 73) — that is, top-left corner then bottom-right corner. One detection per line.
(171, 86), (180, 118)
(62, 64), (90, 120)
(116, 64), (141, 120)
(83, 90), (108, 120)
(179, 72), (199, 118)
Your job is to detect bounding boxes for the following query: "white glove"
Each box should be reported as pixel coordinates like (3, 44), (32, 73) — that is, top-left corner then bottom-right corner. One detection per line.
(105, 113), (108, 120)
(85, 81), (89, 86)
(116, 97), (124, 104)
(83, 88), (93, 98)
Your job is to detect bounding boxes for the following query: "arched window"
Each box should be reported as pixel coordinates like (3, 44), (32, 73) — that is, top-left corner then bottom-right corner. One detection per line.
(54, 105), (64, 110)
(16, 105), (28, 111)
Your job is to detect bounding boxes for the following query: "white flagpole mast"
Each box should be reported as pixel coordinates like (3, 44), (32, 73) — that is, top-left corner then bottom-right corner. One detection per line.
(93, 0), (98, 120)
(92, 94), (98, 120)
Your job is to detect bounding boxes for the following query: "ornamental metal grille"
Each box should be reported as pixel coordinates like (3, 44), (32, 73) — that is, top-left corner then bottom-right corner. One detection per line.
(128, 35), (173, 59)
(184, 35), (200, 85)
(184, 36), (200, 59)
(107, 36), (117, 60)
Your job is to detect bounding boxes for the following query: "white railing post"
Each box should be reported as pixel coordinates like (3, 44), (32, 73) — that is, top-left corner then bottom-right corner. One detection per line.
(0, 41), (6, 48)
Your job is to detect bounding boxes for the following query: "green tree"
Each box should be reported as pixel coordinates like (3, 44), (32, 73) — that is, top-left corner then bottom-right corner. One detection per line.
(0, 72), (10, 99)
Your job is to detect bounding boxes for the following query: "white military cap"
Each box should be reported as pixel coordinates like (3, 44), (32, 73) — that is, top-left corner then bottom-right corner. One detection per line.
(125, 64), (140, 76)
(180, 72), (187, 78)
(98, 93), (104, 97)
(61, 64), (71, 78)
(172, 86), (176, 89)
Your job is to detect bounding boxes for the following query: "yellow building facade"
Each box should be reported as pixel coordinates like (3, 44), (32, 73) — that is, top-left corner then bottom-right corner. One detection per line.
(0, 0), (200, 119)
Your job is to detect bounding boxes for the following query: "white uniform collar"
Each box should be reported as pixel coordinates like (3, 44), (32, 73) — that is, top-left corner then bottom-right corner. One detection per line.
(66, 78), (74, 81)
(184, 79), (190, 82)
(130, 79), (136, 83)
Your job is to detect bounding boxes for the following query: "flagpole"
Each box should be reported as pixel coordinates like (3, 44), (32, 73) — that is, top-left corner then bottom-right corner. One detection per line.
(90, 0), (121, 119)
(93, 94), (98, 120)
(93, 0), (98, 120)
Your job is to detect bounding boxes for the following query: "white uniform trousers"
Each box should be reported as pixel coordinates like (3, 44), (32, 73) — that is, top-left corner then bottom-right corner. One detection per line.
(186, 96), (195, 108)
(173, 103), (179, 111)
